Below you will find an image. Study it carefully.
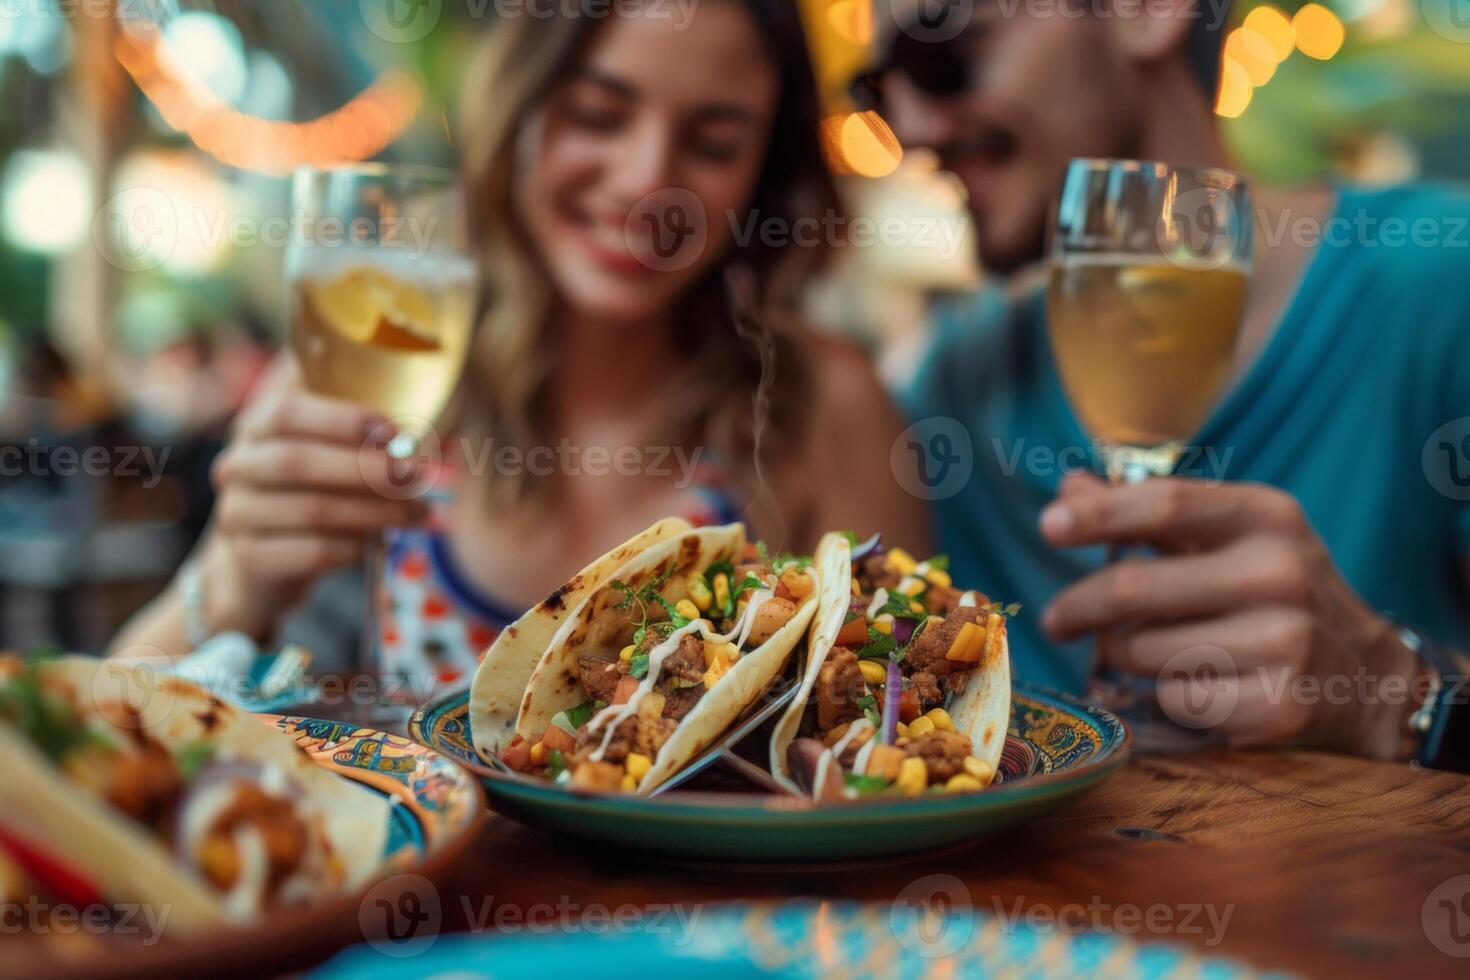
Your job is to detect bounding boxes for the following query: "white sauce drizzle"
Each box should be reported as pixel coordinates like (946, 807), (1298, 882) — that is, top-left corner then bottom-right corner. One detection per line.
(852, 735), (878, 777)
(586, 587), (777, 762)
(865, 588), (889, 621)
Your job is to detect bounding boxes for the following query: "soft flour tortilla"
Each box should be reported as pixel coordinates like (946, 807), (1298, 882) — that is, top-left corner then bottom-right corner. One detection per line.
(768, 532), (1011, 795)
(512, 523), (817, 794)
(0, 656), (389, 932)
(468, 517), (693, 760)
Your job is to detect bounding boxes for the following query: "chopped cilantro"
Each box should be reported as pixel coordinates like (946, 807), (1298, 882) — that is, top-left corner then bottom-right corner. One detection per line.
(564, 700), (597, 730)
(856, 693), (880, 727)
(547, 749), (566, 778)
(876, 592), (927, 622)
(925, 555), (950, 572)
(177, 741), (215, 783)
(986, 601), (1023, 618)
(856, 629), (899, 661)
(844, 772), (890, 794)
(629, 654), (650, 679)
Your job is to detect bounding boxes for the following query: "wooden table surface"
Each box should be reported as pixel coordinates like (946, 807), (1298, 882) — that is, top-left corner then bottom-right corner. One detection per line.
(12, 748), (1470, 978)
(428, 749), (1470, 979)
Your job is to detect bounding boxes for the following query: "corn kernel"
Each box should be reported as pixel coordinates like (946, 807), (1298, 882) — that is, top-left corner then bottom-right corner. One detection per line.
(926, 569), (952, 589)
(910, 601), (924, 614)
(625, 752), (652, 782)
(687, 578), (713, 611)
(925, 708), (956, 733)
(945, 774), (983, 793)
(897, 576), (926, 597)
(858, 659), (887, 686)
(872, 613), (894, 636)
(907, 716), (935, 737)
(850, 577), (861, 596)
(675, 599), (701, 621)
(620, 774), (637, 792)
(885, 548), (918, 576)
(712, 573), (730, 610)
(703, 659), (731, 689)
(620, 644), (636, 662)
(963, 757), (994, 784)
(896, 722), (910, 738)
(945, 621), (986, 663)
(897, 757), (927, 795)
(529, 741), (547, 765)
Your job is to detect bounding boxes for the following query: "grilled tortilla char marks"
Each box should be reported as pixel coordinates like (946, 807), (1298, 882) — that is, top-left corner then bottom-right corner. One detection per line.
(816, 647), (865, 731)
(905, 606), (988, 676)
(543, 581), (574, 612)
(904, 729), (971, 782)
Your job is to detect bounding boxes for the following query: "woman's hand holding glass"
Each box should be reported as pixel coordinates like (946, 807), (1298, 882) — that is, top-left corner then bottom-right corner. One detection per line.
(195, 363), (428, 641)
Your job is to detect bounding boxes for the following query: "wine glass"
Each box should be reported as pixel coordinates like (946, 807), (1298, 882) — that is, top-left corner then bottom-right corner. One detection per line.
(1046, 158), (1253, 749)
(285, 164), (477, 724)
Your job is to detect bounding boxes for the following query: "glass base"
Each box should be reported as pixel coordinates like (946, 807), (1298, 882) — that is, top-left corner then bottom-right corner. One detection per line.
(1090, 668), (1226, 756)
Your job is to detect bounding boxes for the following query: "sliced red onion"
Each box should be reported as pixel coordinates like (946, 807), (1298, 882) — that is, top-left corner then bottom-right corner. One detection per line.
(851, 533), (883, 562)
(883, 659), (901, 744)
(892, 617), (916, 646)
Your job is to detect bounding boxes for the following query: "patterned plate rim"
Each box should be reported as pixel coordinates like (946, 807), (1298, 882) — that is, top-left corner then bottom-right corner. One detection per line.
(407, 682), (1130, 817)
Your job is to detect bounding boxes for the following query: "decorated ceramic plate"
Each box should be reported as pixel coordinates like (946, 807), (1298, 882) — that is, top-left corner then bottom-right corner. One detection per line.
(4, 716), (487, 980)
(408, 683), (1127, 862)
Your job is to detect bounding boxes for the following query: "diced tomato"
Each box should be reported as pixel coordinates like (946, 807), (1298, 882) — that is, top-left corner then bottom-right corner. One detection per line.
(775, 580), (795, 602)
(541, 725), (577, 754)
(836, 616), (869, 647)
(613, 675), (640, 705)
(899, 689), (922, 723)
(741, 542), (760, 562)
(500, 737), (531, 772)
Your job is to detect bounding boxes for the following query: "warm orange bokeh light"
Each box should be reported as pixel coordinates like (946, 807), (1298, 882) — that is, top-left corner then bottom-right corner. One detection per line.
(114, 25), (420, 175)
(1244, 5), (1296, 61)
(1215, 58), (1254, 118)
(1225, 28), (1279, 86)
(825, 110), (902, 178)
(1293, 3), (1346, 60)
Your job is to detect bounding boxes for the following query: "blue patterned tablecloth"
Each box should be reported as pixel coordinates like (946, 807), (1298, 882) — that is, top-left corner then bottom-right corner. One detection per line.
(314, 900), (1283, 979)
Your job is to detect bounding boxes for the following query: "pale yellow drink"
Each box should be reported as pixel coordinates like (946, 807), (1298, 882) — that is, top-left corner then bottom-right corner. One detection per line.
(1046, 257), (1247, 449)
(289, 250), (477, 429)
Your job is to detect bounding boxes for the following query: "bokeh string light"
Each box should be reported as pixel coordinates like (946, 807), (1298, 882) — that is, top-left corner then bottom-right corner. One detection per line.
(1217, 3), (1346, 118)
(113, 22), (421, 175)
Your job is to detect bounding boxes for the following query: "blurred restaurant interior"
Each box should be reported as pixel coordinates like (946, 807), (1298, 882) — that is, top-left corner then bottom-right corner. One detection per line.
(2, 0), (1469, 654)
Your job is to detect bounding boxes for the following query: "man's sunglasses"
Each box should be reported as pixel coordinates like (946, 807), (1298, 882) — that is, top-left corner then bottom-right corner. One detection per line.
(848, 22), (977, 114)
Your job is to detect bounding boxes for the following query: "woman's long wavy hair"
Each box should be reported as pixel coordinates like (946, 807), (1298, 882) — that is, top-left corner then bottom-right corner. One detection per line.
(455, 0), (841, 513)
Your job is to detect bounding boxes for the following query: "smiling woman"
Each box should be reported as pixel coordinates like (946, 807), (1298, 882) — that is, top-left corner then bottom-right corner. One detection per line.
(109, 0), (932, 693)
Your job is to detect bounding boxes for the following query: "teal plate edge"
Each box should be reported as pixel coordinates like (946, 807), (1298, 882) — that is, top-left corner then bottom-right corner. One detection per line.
(406, 683), (1130, 844)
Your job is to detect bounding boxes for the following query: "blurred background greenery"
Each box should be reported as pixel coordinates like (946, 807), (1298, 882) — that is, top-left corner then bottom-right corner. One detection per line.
(0, 0), (1467, 651)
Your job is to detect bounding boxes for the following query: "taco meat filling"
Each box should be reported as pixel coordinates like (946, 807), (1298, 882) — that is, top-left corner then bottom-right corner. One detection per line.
(788, 543), (1012, 799)
(504, 541), (815, 792)
(0, 660), (320, 912)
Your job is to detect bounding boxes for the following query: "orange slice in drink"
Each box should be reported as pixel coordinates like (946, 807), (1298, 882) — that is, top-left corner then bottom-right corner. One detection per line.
(305, 266), (441, 352)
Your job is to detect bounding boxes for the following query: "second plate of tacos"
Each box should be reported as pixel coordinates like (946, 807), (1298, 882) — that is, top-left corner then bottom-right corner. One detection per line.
(470, 523), (818, 795)
(770, 532), (1012, 802)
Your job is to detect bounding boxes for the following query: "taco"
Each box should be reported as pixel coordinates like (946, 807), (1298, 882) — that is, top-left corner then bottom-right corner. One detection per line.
(770, 532), (1011, 801)
(0, 656), (388, 932)
(469, 517), (695, 757)
(475, 523), (818, 794)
